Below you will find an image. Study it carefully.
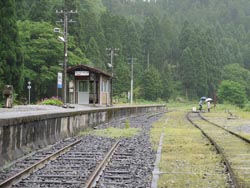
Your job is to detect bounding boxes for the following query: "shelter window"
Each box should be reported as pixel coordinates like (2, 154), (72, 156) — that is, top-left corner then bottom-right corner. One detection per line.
(102, 80), (108, 92)
(79, 81), (88, 92)
(90, 82), (95, 94)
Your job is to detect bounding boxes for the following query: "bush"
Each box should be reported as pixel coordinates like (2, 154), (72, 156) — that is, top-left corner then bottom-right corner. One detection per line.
(39, 97), (63, 106)
(218, 80), (247, 108)
(125, 119), (130, 129)
(244, 102), (250, 112)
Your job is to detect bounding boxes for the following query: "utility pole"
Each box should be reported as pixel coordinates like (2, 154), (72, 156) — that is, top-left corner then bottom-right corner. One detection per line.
(106, 47), (119, 105)
(27, 81), (31, 104)
(128, 57), (136, 104)
(55, 5), (77, 105)
(147, 51), (150, 70)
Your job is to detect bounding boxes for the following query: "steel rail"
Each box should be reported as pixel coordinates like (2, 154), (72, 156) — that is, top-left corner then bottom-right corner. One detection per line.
(199, 112), (250, 144)
(186, 112), (241, 188)
(146, 111), (168, 119)
(0, 139), (82, 188)
(84, 140), (120, 188)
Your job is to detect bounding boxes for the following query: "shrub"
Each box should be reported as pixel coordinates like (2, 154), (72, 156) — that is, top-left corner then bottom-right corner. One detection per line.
(244, 102), (250, 112)
(39, 96), (63, 106)
(125, 119), (130, 129)
(218, 80), (247, 108)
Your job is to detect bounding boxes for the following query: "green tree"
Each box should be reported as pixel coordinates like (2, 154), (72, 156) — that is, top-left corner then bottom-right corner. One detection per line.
(96, 32), (107, 70)
(18, 20), (86, 101)
(193, 47), (208, 97)
(124, 20), (141, 58)
(218, 80), (247, 108)
(0, 0), (23, 96)
(142, 66), (163, 101)
(201, 29), (221, 97)
(179, 20), (193, 51)
(28, 0), (53, 22)
(141, 17), (155, 69)
(222, 63), (250, 97)
(179, 47), (196, 99)
(112, 60), (130, 98)
(86, 37), (103, 69)
(161, 64), (173, 101)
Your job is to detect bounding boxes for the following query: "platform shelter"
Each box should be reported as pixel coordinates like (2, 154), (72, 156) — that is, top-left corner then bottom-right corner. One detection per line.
(67, 64), (112, 105)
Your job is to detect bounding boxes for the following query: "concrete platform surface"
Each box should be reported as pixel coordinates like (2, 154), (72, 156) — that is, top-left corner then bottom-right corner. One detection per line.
(0, 104), (101, 119)
(0, 104), (164, 119)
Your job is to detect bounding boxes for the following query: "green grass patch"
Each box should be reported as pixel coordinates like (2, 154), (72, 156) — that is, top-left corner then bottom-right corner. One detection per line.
(151, 110), (228, 188)
(79, 127), (140, 138)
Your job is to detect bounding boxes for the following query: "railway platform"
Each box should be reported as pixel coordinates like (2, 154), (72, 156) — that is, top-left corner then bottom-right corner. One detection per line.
(0, 104), (166, 167)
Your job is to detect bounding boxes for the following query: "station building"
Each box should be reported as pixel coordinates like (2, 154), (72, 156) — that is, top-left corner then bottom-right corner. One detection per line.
(67, 64), (112, 105)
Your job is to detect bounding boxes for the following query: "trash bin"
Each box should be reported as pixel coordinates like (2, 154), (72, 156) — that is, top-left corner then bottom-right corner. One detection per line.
(3, 85), (13, 108)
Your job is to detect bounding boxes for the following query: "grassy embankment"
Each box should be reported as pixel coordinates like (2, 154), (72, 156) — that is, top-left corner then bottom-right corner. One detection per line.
(151, 107), (229, 188)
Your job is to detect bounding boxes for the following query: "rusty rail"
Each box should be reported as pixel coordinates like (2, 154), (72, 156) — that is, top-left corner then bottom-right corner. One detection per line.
(186, 112), (240, 188)
(0, 139), (82, 188)
(84, 140), (120, 188)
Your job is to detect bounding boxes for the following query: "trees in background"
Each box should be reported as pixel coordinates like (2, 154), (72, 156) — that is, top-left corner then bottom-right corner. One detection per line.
(218, 80), (247, 108)
(1, 0), (250, 105)
(0, 0), (23, 96)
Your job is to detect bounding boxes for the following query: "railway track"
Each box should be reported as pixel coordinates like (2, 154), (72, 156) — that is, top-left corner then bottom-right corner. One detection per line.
(2, 135), (116, 188)
(0, 112), (164, 188)
(93, 112), (164, 188)
(0, 137), (82, 188)
(187, 112), (250, 188)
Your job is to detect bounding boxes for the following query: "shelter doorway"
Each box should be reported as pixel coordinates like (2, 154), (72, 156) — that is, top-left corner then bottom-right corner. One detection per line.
(78, 80), (89, 104)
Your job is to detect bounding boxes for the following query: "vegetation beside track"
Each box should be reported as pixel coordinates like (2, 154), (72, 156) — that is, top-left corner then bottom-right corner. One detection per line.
(200, 103), (250, 140)
(151, 110), (228, 188)
(79, 127), (140, 138)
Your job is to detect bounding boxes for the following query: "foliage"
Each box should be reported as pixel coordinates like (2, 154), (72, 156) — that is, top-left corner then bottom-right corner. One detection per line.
(17, 20), (62, 101)
(2, 0), (250, 104)
(0, 0), (23, 96)
(125, 119), (130, 129)
(38, 96), (63, 106)
(92, 127), (139, 138)
(142, 66), (163, 101)
(243, 102), (250, 112)
(218, 80), (247, 108)
(222, 64), (250, 97)
(179, 47), (196, 99)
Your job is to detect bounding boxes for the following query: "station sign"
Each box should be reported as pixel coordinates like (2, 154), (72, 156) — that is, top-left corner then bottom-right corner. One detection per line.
(75, 71), (89, 76)
(57, 72), (62, 88)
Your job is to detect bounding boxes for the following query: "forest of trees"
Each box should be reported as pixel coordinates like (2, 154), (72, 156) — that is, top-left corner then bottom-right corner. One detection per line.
(1, 0), (250, 107)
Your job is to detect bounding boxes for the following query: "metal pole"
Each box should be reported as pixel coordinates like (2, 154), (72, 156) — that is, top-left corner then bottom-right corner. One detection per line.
(27, 81), (31, 105)
(110, 49), (113, 105)
(127, 57), (136, 104)
(147, 51), (150, 70)
(131, 57), (134, 104)
(63, 11), (68, 104)
(110, 49), (114, 76)
(106, 47), (119, 106)
(28, 88), (30, 105)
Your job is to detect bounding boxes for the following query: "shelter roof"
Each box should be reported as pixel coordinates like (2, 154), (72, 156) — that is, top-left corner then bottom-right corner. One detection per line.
(67, 64), (111, 77)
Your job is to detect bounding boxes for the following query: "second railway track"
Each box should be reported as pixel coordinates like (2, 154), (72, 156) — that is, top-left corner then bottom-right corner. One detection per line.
(187, 112), (250, 188)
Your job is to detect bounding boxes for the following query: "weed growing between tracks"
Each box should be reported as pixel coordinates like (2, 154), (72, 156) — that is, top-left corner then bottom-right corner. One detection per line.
(151, 111), (229, 188)
(202, 108), (250, 140)
(79, 127), (140, 138)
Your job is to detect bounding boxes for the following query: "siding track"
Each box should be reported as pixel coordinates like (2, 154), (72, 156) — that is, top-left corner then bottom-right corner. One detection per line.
(187, 112), (250, 188)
